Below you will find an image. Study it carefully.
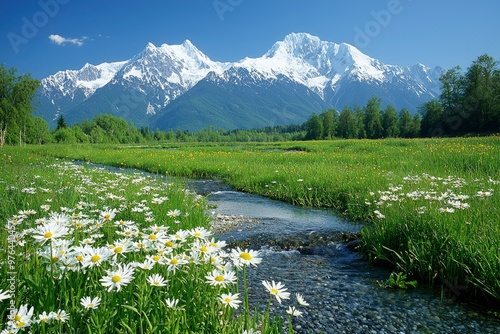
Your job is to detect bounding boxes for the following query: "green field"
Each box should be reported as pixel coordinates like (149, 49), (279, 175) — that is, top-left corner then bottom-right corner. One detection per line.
(1, 136), (500, 331)
(0, 149), (298, 333)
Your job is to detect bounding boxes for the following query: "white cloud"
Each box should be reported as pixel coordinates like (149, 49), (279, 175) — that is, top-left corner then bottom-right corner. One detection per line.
(49, 34), (87, 46)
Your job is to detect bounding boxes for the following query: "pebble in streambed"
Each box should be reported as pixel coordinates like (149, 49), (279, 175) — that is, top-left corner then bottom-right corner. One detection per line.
(210, 214), (500, 334)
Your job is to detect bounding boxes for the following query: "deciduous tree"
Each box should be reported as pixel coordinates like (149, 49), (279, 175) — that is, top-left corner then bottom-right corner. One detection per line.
(0, 65), (39, 146)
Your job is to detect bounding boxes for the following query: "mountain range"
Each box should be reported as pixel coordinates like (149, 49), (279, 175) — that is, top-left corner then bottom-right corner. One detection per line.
(35, 33), (444, 131)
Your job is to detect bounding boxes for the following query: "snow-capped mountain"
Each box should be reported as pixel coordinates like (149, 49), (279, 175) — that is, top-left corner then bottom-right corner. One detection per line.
(206, 33), (442, 107)
(35, 33), (443, 130)
(40, 61), (127, 99)
(109, 40), (228, 110)
(37, 61), (127, 121)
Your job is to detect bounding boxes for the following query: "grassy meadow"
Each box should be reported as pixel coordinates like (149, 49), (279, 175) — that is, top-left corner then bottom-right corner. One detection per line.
(0, 150), (306, 333)
(1, 136), (499, 331)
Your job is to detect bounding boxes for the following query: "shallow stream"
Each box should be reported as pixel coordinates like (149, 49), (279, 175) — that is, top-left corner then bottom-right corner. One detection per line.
(189, 179), (500, 334)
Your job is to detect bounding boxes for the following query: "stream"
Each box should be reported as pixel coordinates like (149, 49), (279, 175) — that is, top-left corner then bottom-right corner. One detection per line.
(189, 179), (500, 334)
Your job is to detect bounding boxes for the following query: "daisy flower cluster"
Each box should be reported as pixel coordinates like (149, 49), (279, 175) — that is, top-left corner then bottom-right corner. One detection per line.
(365, 173), (498, 221)
(1, 161), (309, 333)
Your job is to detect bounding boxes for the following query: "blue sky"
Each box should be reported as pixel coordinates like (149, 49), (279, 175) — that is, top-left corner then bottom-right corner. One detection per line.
(1, 0), (499, 80)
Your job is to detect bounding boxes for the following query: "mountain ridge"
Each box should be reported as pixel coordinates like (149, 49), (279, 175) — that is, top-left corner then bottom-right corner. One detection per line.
(35, 32), (443, 131)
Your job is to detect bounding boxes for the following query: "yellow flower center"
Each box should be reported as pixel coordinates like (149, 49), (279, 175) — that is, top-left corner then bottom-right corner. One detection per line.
(170, 258), (178, 265)
(44, 231), (53, 238)
(153, 255), (161, 261)
(111, 275), (122, 283)
(149, 234), (157, 240)
(76, 255), (84, 262)
(271, 288), (279, 295)
(193, 232), (201, 237)
(114, 246), (123, 254)
(200, 246), (208, 253)
(91, 255), (101, 263)
(224, 297), (232, 303)
(215, 275), (224, 282)
(165, 241), (174, 247)
(14, 314), (21, 321)
(240, 252), (252, 261)
(16, 321), (26, 328)
(51, 256), (59, 263)
(88, 303), (94, 308)
(104, 214), (111, 220)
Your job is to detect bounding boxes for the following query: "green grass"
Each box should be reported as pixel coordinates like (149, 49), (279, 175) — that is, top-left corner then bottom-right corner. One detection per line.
(0, 150), (304, 333)
(2, 136), (499, 332)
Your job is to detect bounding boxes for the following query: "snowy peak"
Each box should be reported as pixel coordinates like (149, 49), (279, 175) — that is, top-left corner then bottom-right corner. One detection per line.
(268, 33), (386, 81)
(234, 33), (440, 95)
(266, 32), (324, 58)
(40, 60), (127, 99)
(116, 40), (226, 91)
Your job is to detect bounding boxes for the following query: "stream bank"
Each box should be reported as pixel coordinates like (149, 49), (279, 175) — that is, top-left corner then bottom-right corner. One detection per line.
(191, 179), (500, 334)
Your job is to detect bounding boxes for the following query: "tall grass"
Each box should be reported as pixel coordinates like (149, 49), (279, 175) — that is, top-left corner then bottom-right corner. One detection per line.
(10, 136), (500, 303)
(0, 150), (307, 333)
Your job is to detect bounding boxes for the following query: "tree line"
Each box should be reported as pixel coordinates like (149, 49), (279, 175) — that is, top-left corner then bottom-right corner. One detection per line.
(420, 54), (500, 136)
(0, 54), (498, 146)
(304, 99), (421, 140)
(304, 54), (500, 140)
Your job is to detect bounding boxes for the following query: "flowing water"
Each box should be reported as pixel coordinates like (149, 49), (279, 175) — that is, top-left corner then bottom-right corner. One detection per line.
(189, 179), (500, 334)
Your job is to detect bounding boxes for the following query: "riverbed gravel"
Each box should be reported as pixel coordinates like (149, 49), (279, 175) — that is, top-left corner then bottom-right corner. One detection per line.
(210, 213), (500, 334)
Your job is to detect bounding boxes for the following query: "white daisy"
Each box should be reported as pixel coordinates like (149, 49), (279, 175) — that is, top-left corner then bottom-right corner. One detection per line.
(0, 289), (11, 302)
(32, 221), (70, 244)
(262, 280), (290, 304)
(100, 263), (135, 292)
(80, 296), (101, 310)
(218, 292), (242, 309)
(230, 248), (262, 268)
(146, 274), (168, 287)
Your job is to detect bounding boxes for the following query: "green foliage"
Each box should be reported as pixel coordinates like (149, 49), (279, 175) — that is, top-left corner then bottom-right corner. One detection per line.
(305, 112), (323, 140)
(428, 54), (500, 135)
(377, 272), (417, 289)
(420, 99), (444, 137)
(28, 116), (51, 144)
(338, 106), (358, 139)
(53, 127), (78, 143)
(320, 109), (338, 139)
(56, 115), (68, 130)
(399, 108), (413, 138)
(0, 64), (40, 146)
(382, 105), (400, 138)
(364, 97), (383, 139)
